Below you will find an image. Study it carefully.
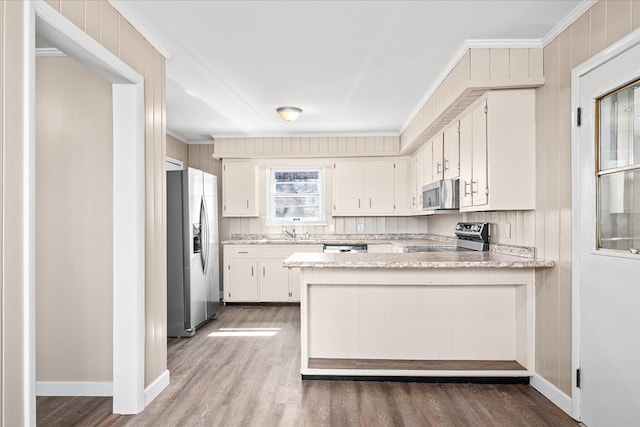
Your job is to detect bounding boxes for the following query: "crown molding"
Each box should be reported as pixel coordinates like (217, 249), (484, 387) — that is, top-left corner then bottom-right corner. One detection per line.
(166, 129), (188, 143)
(108, 0), (172, 59)
(542, 0), (598, 47)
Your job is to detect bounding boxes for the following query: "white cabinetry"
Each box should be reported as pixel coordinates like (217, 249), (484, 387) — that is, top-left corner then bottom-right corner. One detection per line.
(224, 246), (259, 302)
(459, 89), (535, 211)
(222, 160), (258, 217)
(333, 159), (404, 216)
(431, 122), (460, 183)
(223, 244), (322, 302)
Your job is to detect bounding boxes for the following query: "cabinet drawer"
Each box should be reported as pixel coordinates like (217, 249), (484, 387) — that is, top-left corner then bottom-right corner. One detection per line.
(225, 246), (258, 258)
(257, 245), (322, 259)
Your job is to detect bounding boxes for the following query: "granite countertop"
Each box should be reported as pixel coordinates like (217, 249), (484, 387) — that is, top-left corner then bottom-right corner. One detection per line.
(221, 234), (454, 246)
(282, 251), (555, 269)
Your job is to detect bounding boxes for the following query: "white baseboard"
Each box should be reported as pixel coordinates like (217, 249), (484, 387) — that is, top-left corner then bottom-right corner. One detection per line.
(144, 369), (170, 407)
(530, 373), (573, 417)
(36, 381), (113, 396)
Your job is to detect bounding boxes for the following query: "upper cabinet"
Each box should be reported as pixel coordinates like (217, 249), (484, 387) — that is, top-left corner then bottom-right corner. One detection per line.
(443, 121), (460, 180)
(333, 159), (406, 216)
(222, 160), (258, 217)
(459, 89), (535, 211)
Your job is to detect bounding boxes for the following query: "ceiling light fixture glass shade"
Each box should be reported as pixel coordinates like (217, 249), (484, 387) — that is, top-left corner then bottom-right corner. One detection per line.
(276, 106), (302, 121)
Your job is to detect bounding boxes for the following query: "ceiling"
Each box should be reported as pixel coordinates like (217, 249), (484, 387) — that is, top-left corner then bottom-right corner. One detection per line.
(111, 0), (586, 143)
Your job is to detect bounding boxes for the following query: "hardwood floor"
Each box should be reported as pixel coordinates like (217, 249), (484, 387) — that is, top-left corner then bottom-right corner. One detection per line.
(37, 305), (579, 426)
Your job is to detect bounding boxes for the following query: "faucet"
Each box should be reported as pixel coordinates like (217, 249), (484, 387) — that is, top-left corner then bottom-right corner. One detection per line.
(283, 227), (296, 239)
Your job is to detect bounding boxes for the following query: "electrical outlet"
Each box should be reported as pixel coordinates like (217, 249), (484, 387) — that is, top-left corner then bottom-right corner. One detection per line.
(505, 222), (512, 238)
(357, 223), (364, 232)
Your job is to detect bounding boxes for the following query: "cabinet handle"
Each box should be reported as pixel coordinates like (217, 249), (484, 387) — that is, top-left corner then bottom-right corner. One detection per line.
(444, 159), (449, 171)
(251, 266), (254, 276)
(412, 196), (416, 206)
(471, 180), (478, 195)
(369, 198), (372, 208)
(238, 251), (248, 254)
(437, 162), (442, 174)
(464, 181), (470, 196)
(358, 199), (361, 208)
(263, 266), (265, 277)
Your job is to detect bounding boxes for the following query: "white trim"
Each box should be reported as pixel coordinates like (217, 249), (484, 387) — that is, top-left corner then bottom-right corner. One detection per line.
(112, 82), (146, 414)
(166, 156), (184, 171)
(34, 47), (65, 57)
(108, 0), (172, 59)
(33, 0), (147, 416)
(541, 0), (598, 47)
(570, 26), (640, 421)
(187, 139), (215, 145)
(530, 374), (573, 418)
(144, 370), (170, 407)
(35, 382), (113, 397)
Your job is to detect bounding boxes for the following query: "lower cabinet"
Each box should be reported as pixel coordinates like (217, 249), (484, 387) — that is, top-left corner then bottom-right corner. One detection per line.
(223, 244), (322, 302)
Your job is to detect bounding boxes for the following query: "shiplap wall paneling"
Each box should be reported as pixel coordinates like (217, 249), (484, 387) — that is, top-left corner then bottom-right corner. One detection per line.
(166, 134), (188, 164)
(213, 136), (400, 158)
(400, 48), (544, 154)
(534, 0), (640, 397)
(46, 0), (169, 389)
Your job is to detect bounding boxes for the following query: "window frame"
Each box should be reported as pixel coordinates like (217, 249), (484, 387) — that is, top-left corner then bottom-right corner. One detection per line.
(594, 79), (640, 254)
(265, 166), (327, 226)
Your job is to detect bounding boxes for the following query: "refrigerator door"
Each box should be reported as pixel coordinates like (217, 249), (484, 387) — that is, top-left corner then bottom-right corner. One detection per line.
(187, 168), (207, 331)
(203, 172), (221, 318)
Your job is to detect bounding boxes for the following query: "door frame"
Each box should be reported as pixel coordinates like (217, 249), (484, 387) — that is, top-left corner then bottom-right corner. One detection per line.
(570, 27), (640, 420)
(29, 0), (146, 416)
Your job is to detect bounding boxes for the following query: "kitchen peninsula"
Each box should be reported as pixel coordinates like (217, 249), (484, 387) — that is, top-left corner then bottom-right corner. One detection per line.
(283, 249), (554, 380)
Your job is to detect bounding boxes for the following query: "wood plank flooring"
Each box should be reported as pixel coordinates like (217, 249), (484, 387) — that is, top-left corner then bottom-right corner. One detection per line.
(308, 358), (526, 371)
(37, 305), (579, 426)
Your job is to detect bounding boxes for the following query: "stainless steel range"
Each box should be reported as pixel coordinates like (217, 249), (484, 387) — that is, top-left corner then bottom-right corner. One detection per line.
(404, 222), (490, 253)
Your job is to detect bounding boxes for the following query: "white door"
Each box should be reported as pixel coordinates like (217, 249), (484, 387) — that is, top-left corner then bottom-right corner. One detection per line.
(574, 40), (640, 426)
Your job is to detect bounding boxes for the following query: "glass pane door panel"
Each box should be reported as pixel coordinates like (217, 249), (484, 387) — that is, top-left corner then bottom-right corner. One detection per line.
(598, 82), (640, 170)
(597, 170), (640, 251)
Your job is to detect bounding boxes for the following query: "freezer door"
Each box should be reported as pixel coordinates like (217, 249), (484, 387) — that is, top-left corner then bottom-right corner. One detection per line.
(187, 168), (207, 330)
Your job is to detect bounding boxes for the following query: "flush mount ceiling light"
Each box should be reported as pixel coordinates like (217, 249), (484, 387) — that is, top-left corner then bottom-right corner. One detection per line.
(276, 106), (302, 121)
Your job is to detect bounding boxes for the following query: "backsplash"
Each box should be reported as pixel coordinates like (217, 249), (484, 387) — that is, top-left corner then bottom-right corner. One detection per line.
(224, 215), (429, 239)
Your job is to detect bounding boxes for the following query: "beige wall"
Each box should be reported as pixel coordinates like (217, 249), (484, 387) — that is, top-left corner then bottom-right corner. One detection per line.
(167, 134), (188, 164)
(0, 0), (167, 421)
(45, 0), (168, 391)
(1, 1), (28, 425)
(36, 56), (113, 382)
(535, 0), (640, 395)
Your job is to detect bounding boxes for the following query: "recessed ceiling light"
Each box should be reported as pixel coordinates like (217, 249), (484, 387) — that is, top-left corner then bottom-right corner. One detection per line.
(276, 106), (302, 121)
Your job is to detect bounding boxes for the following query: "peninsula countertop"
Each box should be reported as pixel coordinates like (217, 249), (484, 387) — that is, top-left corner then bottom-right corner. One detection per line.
(282, 251), (555, 269)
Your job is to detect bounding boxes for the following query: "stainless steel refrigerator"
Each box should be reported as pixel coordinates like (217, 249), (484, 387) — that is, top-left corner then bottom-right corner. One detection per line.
(167, 167), (220, 337)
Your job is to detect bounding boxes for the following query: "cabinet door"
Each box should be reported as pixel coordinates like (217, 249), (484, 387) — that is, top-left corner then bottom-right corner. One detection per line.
(259, 260), (290, 301)
(443, 122), (460, 179)
(393, 158), (408, 215)
(459, 112), (473, 208)
(471, 100), (488, 206)
(412, 146), (426, 213)
(333, 161), (364, 214)
(363, 160), (395, 214)
(408, 153), (417, 210)
(432, 135), (443, 182)
(222, 161), (257, 216)
(225, 259), (258, 301)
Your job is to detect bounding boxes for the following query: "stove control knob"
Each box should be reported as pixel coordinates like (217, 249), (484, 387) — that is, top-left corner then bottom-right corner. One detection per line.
(456, 224), (462, 231)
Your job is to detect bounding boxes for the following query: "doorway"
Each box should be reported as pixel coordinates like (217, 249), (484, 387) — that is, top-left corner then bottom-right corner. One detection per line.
(572, 29), (640, 425)
(32, 1), (146, 416)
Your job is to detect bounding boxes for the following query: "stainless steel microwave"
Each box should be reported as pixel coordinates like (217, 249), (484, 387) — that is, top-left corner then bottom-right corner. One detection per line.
(422, 178), (460, 210)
